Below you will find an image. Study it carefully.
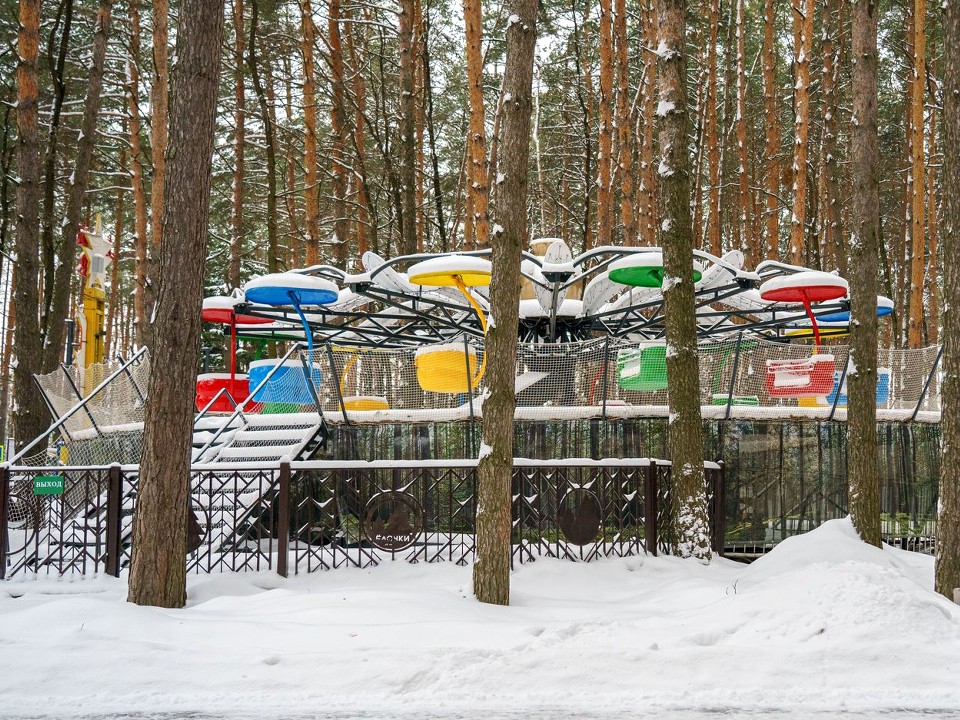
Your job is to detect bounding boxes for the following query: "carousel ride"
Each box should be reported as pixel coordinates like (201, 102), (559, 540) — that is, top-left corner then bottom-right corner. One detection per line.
(6, 237), (922, 566)
(194, 238), (898, 424)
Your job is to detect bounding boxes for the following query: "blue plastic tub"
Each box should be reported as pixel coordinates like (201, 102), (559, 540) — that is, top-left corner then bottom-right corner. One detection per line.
(826, 367), (891, 406)
(248, 359), (323, 405)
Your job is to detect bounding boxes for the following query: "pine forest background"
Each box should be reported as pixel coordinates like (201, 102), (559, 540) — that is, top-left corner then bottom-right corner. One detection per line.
(0, 0), (942, 441)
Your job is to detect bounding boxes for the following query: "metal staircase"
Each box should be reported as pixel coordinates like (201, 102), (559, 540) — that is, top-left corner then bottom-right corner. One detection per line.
(193, 412), (328, 464)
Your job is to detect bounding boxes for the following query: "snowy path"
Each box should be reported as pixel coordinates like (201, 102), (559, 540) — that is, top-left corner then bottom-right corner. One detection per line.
(1, 519), (958, 719)
(7, 711), (960, 719)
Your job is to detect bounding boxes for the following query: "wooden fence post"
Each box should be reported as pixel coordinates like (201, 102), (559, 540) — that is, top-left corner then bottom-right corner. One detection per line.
(277, 461), (291, 578)
(0, 465), (9, 580)
(105, 464), (123, 577)
(711, 461), (726, 557)
(643, 461), (657, 556)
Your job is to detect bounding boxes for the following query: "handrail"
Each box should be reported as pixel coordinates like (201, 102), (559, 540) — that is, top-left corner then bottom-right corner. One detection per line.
(59, 363), (102, 437)
(8, 347), (149, 465)
(192, 342), (301, 461)
(193, 385), (241, 422)
(912, 345), (943, 422)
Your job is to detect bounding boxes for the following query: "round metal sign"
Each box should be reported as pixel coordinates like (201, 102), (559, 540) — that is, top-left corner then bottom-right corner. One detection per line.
(557, 488), (602, 545)
(362, 492), (423, 551)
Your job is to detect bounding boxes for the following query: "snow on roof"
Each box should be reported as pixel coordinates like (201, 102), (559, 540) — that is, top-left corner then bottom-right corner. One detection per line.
(759, 270), (849, 298)
(608, 250), (664, 272)
(202, 296), (238, 310)
(243, 272), (340, 306)
(518, 298), (584, 318)
(540, 261), (575, 275)
(414, 342), (477, 358)
(407, 255), (492, 282)
(248, 359), (324, 370)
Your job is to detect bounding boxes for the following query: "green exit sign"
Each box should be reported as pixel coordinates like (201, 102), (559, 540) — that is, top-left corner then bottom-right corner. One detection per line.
(33, 475), (64, 496)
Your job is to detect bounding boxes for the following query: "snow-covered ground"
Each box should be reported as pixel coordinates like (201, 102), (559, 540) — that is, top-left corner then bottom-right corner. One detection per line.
(1, 518), (958, 719)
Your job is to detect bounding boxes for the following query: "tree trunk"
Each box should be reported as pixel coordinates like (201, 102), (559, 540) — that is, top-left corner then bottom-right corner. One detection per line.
(229, 0), (245, 289)
(690, 54), (706, 250)
(639, 0), (657, 246)
(144, 0), (169, 349)
(847, 0), (881, 548)
(580, 24), (594, 253)
(267, 63), (280, 270)
(487, 85), (505, 227)
(614, 0), (636, 246)
(150, 0), (169, 244)
(40, 0), (114, 374)
(39, 0), (74, 336)
(704, 0), (721, 256)
(656, 0), (711, 562)
(533, 67), (547, 233)
(596, 0), (614, 248)
(422, 9), (447, 252)
(249, 0), (279, 274)
(735, 0), (754, 265)
(925, 68), (939, 345)
(0, 275), (15, 438)
(473, 0), (537, 606)
(937, 0), (960, 601)
(12, 0), (46, 449)
(818, 0), (842, 274)
(789, 0), (813, 265)
(105, 142), (126, 357)
(328, 0), (349, 267)
(414, 0), (425, 252)
(463, 0), (489, 250)
(127, 0), (149, 347)
(762, 0), (780, 259)
(399, 0), (418, 255)
(896, 4), (915, 349)
(0, 102), (13, 259)
(907, 0), (926, 348)
(284, 65), (300, 268)
(128, 0), (225, 608)
(301, 0), (320, 266)
(348, 10), (374, 256)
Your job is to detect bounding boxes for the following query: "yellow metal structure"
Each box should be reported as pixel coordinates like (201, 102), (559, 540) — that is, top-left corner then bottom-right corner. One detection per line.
(76, 217), (112, 395)
(76, 217), (111, 369)
(81, 285), (106, 368)
(407, 256), (492, 394)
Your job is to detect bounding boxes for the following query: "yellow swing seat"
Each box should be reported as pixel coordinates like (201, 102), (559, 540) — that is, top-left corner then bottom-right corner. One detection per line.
(415, 343), (480, 394)
(342, 395), (390, 411)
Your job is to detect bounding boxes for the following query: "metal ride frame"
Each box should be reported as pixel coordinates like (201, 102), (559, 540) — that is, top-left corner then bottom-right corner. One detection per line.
(229, 246), (862, 350)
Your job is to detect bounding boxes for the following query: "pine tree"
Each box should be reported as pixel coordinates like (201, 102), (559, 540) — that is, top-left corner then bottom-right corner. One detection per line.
(12, 0), (45, 450)
(936, 0), (960, 602)
(656, 0), (711, 562)
(762, 0), (780, 259)
(473, 0), (537, 606)
(847, 0), (881, 548)
(463, 0), (489, 249)
(129, 0), (226, 608)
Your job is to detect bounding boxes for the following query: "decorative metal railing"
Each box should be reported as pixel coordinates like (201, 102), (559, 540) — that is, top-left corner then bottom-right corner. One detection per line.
(0, 459), (726, 579)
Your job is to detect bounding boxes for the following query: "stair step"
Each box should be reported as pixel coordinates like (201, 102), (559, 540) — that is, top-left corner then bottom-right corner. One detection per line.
(192, 411), (325, 464)
(230, 428), (308, 445)
(243, 412), (319, 429)
(214, 446), (291, 461)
